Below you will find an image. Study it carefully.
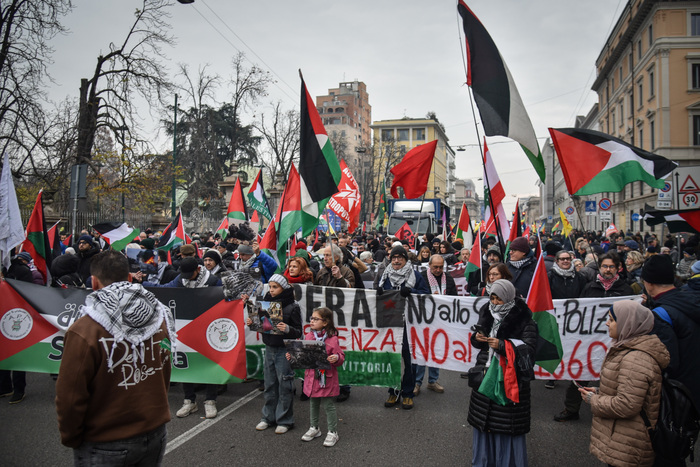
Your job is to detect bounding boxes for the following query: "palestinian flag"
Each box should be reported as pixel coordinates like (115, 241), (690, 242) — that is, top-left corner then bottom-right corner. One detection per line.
(62, 234), (72, 247)
(464, 231), (482, 277)
(458, 1), (545, 182)
(508, 200), (522, 243)
(478, 340), (519, 405)
(158, 211), (188, 251)
(226, 176), (248, 226)
(47, 221), (63, 259)
(259, 214), (283, 273)
(455, 202), (472, 244)
(247, 169), (272, 220)
(548, 128), (677, 195)
(644, 208), (700, 234)
(92, 222), (140, 251)
(298, 74), (342, 236)
(558, 208), (573, 237)
(390, 140), (438, 199)
(215, 217), (228, 240)
(526, 231), (563, 373)
(376, 180), (387, 229)
(21, 190), (51, 285)
(0, 280), (248, 383)
(278, 163), (303, 244)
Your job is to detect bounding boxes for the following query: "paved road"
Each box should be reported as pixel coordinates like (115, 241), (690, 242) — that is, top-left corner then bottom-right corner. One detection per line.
(0, 370), (599, 466)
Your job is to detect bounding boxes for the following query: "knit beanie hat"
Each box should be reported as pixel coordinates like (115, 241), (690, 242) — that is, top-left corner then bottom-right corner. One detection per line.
(269, 273), (291, 289)
(641, 254), (675, 284)
(490, 279), (516, 303)
(140, 238), (155, 250)
(390, 245), (408, 260)
(179, 257), (199, 275)
(237, 244), (254, 255)
(203, 249), (222, 265)
(509, 237), (530, 254)
(78, 235), (93, 245)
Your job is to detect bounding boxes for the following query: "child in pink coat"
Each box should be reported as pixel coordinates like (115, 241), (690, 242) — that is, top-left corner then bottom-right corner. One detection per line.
(288, 306), (345, 447)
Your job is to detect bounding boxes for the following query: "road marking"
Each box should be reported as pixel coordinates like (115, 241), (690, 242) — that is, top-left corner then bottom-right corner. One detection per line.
(165, 388), (262, 455)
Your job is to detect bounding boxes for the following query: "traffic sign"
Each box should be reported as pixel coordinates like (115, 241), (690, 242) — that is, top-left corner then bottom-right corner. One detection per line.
(656, 200), (672, 209)
(600, 211), (612, 221)
(631, 213), (641, 222)
(565, 206), (574, 215)
(679, 174), (700, 193)
(661, 182), (672, 193)
(682, 192), (699, 208)
(599, 198), (612, 211)
(584, 201), (596, 212)
(548, 215), (552, 221)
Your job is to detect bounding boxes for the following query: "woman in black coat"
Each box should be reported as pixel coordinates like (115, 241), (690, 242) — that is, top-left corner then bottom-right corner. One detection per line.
(467, 279), (538, 466)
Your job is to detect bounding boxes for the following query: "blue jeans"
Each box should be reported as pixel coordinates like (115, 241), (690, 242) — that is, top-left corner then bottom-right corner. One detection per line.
(412, 364), (439, 386)
(262, 345), (295, 427)
(73, 424), (166, 467)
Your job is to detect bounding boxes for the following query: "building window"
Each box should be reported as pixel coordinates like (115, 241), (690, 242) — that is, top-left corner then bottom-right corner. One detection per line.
(649, 70), (655, 97)
(611, 76), (615, 91)
(648, 24), (653, 47)
(639, 127), (644, 150)
(611, 110), (616, 131)
(692, 63), (700, 89)
(629, 52), (633, 71)
(692, 13), (700, 36)
(637, 39), (642, 60)
(650, 119), (655, 149)
(327, 108), (334, 113)
(619, 101), (624, 124)
(638, 81), (643, 107)
(629, 89), (634, 113)
(397, 129), (409, 141)
(639, 181), (644, 196)
(381, 129), (394, 141)
(413, 128), (425, 140)
(693, 116), (700, 145)
(619, 67), (623, 82)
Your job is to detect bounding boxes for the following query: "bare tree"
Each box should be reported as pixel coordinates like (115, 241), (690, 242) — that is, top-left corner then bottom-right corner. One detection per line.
(0, 0), (72, 177)
(75, 0), (175, 165)
(254, 101), (300, 181)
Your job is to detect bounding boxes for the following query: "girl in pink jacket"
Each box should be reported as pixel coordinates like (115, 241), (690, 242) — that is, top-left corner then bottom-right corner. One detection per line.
(295, 306), (345, 447)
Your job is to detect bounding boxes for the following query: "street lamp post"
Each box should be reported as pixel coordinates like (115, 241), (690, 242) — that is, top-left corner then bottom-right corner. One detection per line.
(116, 125), (128, 223)
(172, 94), (178, 218)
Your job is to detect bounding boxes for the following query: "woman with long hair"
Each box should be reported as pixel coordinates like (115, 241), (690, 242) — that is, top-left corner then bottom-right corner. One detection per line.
(284, 257), (314, 285)
(474, 262), (512, 297)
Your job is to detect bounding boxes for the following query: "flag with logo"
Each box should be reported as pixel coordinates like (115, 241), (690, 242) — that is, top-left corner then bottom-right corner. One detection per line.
(92, 222), (141, 251)
(226, 176), (249, 226)
(298, 74), (342, 236)
(21, 190), (51, 285)
(394, 222), (415, 247)
(548, 127), (677, 196)
(328, 159), (361, 233)
(458, 1), (545, 182)
(558, 208), (573, 237)
(247, 169), (273, 220)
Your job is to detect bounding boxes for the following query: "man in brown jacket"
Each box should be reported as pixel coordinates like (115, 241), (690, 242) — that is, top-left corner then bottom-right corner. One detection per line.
(56, 250), (176, 466)
(314, 244), (355, 288)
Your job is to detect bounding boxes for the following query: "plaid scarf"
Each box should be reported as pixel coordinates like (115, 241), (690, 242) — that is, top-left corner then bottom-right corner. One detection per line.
(313, 330), (327, 388)
(83, 281), (177, 370)
(427, 272), (447, 294)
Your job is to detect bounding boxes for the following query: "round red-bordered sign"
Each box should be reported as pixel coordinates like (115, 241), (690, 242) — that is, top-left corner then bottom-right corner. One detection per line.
(599, 198), (612, 211)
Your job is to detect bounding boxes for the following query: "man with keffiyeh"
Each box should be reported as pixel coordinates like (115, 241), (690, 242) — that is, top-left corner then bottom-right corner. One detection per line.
(56, 250), (176, 466)
(554, 252), (633, 423)
(414, 254), (457, 395)
(374, 245), (429, 410)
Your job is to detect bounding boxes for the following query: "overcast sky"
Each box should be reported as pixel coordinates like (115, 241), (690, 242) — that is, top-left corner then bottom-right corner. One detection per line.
(46, 0), (624, 213)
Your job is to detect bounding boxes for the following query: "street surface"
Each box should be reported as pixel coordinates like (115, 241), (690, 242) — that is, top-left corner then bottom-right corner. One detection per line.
(0, 371), (600, 466)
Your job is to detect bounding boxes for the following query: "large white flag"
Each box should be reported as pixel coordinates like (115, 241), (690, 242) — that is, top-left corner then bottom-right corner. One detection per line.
(0, 153), (25, 269)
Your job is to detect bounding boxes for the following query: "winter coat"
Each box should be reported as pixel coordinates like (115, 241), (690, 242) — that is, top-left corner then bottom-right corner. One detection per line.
(314, 264), (355, 288)
(302, 334), (345, 398)
(648, 287), (700, 409)
(6, 258), (34, 283)
(376, 269), (430, 295)
(467, 298), (538, 436)
(507, 255), (537, 298)
(547, 269), (586, 299)
(421, 270), (458, 296)
(676, 255), (696, 281)
(579, 262), (599, 283)
(589, 335), (670, 467)
(544, 255), (556, 273)
(77, 246), (101, 283)
(260, 287), (302, 348)
(580, 277), (634, 298)
(251, 251), (278, 284)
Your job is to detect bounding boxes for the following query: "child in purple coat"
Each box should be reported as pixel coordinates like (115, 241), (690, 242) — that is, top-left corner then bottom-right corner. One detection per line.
(288, 306), (345, 447)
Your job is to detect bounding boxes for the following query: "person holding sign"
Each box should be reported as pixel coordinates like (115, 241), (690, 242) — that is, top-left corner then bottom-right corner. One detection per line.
(288, 307), (345, 447)
(467, 279), (537, 467)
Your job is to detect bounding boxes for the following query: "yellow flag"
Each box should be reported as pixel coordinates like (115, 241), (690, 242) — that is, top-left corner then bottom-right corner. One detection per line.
(558, 208), (573, 237)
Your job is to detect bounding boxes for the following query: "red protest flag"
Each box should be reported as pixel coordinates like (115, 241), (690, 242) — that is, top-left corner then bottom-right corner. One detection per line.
(390, 140), (438, 199)
(395, 222), (415, 247)
(328, 159), (361, 232)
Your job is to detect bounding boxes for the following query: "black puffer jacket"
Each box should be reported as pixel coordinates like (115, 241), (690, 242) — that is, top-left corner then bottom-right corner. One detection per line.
(547, 269), (586, 299)
(507, 255), (537, 298)
(467, 298), (538, 436)
(260, 287), (302, 348)
(580, 276), (634, 297)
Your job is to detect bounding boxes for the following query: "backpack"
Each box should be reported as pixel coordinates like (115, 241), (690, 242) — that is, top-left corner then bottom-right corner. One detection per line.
(641, 374), (700, 463)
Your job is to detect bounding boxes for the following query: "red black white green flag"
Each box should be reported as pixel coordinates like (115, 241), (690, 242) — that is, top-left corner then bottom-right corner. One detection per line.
(247, 169), (272, 220)
(458, 1), (545, 182)
(226, 176), (249, 226)
(157, 211), (188, 251)
(92, 222), (140, 251)
(298, 73), (342, 236)
(21, 190), (51, 285)
(464, 231), (482, 277)
(548, 127), (677, 196)
(643, 208), (700, 234)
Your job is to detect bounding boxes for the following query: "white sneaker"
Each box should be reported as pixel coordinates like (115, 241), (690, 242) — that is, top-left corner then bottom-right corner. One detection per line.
(301, 426), (321, 441)
(176, 399), (198, 418)
(255, 420), (270, 431)
(323, 431), (339, 447)
(275, 425), (289, 434)
(204, 400), (217, 419)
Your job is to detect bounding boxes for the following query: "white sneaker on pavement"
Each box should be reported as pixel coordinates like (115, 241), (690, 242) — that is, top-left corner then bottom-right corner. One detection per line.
(176, 399), (198, 418)
(323, 431), (339, 447)
(204, 400), (217, 419)
(255, 420), (270, 431)
(301, 426), (321, 441)
(275, 425), (289, 434)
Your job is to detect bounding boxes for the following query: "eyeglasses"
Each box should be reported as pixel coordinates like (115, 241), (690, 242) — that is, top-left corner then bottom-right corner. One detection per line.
(558, 257), (572, 262)
(600, 264), (617, 270)
(310, 317), (323, 322)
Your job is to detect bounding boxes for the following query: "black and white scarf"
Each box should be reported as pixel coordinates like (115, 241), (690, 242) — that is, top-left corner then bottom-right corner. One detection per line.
(427, 272), (446, 294)
(552, 262), (575, 278)
(83, 281), (177, 370)
(485, 300), (516, 367)
(181, 267), (212, 288)
(379, 262), (416, 290)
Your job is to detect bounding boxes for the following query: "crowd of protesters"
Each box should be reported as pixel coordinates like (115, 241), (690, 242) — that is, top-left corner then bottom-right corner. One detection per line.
(2, 220), (699, 465)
